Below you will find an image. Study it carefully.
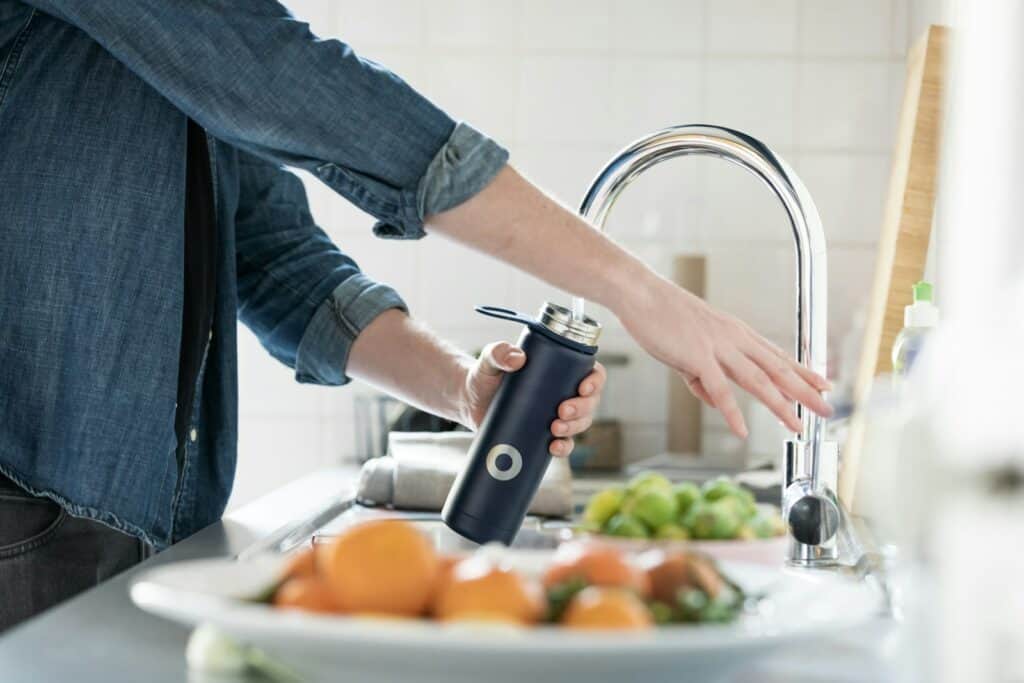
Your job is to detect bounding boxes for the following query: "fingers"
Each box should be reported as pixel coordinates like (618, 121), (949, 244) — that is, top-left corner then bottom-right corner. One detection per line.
(558, 394), (599, 420)
(555, 362), (605, 421)
(754, 350), (833, 419)
(551, 415), (593, 437)
(682, 372), (715, 407)
(788, 356), (832, 393)
(577, 362), (607, 397)
(722, 351), (802, 433)
(698, 361), (748, 438)
(549, 438), (575, 457)
(753, 335), (831, 392)
(477, 341), (525, 376)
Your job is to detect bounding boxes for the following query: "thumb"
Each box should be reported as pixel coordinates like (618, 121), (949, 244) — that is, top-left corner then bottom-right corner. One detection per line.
(478, 342), (526, 376)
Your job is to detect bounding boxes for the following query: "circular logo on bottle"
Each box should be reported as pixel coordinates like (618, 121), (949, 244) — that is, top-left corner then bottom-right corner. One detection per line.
(485, 444), (523, 481)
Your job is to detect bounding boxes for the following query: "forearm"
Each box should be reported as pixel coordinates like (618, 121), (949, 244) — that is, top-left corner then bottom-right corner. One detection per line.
(425, 165), (659, 316)
(346, 309), (472, 426)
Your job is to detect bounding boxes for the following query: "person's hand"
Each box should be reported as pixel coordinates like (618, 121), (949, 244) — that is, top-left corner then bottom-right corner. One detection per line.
(617, 275), (832, 438)
(459, 342), (606, 457)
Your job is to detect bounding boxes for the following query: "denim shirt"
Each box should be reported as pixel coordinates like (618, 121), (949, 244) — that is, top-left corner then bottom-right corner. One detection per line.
(0, 1), (508, 548)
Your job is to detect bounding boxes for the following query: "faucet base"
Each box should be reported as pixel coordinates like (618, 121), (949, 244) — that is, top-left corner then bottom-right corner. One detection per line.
(783, 439), (842, 564)
(787, 539), (841, 567)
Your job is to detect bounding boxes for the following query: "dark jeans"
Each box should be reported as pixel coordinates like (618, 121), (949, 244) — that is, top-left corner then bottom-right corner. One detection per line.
(0, 473), (150, 633)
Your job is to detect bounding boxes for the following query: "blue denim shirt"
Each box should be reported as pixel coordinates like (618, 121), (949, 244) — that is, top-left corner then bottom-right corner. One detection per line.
(0, 1), (508, 548)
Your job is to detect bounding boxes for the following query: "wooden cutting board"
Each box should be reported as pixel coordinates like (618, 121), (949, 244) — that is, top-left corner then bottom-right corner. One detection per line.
(839, 25), (949, 508)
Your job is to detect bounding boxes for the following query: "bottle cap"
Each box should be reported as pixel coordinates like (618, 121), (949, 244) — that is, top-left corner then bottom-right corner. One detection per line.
(538, 302), (601, 346)
(913, 281), (933, 303)
(905, 281), (939, 328)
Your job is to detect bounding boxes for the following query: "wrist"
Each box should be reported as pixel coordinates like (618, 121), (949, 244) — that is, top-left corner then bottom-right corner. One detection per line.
(445, 355), (476, 427)
(598, 251), (662, 319)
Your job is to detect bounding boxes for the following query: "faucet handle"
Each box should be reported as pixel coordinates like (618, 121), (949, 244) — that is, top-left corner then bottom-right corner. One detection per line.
(787, 490), (841, 545)
(782, 477), (842, 565)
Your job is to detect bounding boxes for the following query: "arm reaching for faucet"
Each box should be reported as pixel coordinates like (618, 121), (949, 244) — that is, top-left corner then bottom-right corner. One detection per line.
(427, 165), (833, 438)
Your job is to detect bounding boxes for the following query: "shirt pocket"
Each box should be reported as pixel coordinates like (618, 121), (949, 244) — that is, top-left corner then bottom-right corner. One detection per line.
(0, 6), (35, 113)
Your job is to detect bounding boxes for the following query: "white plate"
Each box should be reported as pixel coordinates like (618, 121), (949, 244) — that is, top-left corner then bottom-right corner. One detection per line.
(566, 531), (790, 565)
(130, 549), (882, 683)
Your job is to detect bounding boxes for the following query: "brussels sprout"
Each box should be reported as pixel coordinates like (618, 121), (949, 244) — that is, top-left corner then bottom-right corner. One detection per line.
(688, 499), (743, 540)
(736, 524), (757, 541)
(624, 488), (678, 529)
(574, 520), (602, 535)
(702, 478), (757, 518)
(671, 482), (701, 517)
(583, 487), (625, 526)
(654, 523), (690, 540)
(627, 470), (673, 496)
(701, 477), (744, 502)
(604, 513), (649, 539)
(749, 506), (787, 537)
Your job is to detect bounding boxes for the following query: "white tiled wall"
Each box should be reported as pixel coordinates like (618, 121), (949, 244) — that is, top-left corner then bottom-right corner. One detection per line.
(229, 0), (947, 508)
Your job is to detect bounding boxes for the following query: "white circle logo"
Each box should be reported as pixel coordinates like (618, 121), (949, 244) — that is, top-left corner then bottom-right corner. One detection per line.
(485, 444), (523, 481)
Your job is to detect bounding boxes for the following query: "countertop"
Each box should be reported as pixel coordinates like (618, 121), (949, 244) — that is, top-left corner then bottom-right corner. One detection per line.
(0, 466), (900, 682)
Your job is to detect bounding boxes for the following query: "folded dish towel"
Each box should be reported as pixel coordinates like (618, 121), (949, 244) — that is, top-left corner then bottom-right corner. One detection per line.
(356, 431), (573, 518)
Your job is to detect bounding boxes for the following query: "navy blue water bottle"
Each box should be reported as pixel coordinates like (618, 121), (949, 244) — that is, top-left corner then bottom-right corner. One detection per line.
(442, 302), (601, 545)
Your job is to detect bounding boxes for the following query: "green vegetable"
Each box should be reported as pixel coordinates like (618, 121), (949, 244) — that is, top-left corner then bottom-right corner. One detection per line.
(672, 481), (701, 517)
(648, 600), (674, 625)
(736, 524), (757, 541)
(604, 512), (649, 538)
(653, 523), (689, 540)
(688, 499), (743, 540)
(675, 588), (710, 622)
(748, 507), (786, 537)
(700, 587), (743, 623)
(623, 487), (678, 529)
(701, 478), (757, 519)
(546, 576), (589, 622)
(583, 487), (625, 526)
(626, 470), (673, 496)
(574, 520), (602, 535)
(186, 624), (300, 682)
(701, 477), (742, 502)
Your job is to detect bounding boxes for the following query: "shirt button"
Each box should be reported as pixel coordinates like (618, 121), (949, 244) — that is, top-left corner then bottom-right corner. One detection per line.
(190, 428), (198, 442)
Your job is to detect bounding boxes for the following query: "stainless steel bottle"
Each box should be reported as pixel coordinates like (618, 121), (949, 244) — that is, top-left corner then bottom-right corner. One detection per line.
(442, 302), (601, 545)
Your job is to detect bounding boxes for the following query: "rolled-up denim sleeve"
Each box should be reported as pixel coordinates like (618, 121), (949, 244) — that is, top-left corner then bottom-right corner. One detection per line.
(236, 153), (406, 386)
(24, 0), (509, 238)
(294, 275), (406, 385)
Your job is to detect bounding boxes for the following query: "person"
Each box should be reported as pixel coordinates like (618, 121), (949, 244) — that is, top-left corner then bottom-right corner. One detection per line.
(0, 1), (832, 631)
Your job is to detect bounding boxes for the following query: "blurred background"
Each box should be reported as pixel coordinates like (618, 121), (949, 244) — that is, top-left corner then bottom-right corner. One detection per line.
(230, 0), (949, 509)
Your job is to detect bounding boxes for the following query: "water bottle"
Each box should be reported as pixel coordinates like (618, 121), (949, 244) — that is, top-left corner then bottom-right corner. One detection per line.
(442, 302), (601, 545)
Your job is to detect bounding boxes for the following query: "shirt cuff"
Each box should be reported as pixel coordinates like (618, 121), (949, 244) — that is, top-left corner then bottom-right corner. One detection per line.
(294, 274), (407, 385)
(372, 122), (510, 240)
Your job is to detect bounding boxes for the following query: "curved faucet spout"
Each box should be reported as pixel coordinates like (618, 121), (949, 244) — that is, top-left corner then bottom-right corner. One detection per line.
(574, 124), (838, 566)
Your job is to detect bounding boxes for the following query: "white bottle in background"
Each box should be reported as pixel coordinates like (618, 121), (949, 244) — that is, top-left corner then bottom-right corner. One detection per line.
(892, 281), (939, 377)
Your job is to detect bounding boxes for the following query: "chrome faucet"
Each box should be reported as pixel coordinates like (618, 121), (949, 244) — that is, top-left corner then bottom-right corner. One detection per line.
(574, 124), (841, 566)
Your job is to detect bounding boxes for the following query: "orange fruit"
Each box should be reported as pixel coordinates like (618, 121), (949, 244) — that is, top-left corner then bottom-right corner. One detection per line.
(433, 556), (544, 625)
(561, 587), (654, 630)
(542, 542), (651, 597)
(319, 519), (439, 617)
(433, 554), (461, 596)
(279, 547), (317, 581)
(273, 577), (340, 614)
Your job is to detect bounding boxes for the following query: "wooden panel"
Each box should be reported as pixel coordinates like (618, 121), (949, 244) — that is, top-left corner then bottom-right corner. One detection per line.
(666, 255), (706, 455)
(839, 25), (949, 507)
